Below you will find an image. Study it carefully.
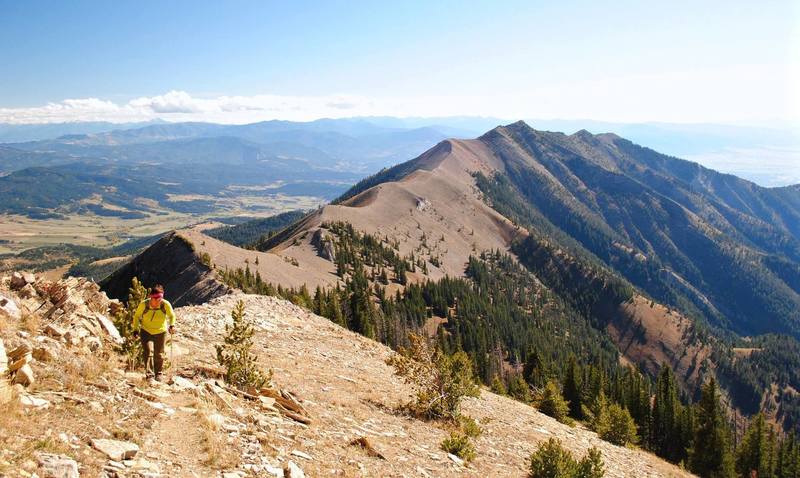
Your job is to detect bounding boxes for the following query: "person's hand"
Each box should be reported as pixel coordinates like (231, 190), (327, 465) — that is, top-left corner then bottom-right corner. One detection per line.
(168, 325), (176, 335)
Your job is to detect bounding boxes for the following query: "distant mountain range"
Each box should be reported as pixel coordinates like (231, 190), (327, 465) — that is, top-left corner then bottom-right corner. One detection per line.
(0, 120), (162, 143)
(0, 119), (459, 219)
(3, 117), (797, 186)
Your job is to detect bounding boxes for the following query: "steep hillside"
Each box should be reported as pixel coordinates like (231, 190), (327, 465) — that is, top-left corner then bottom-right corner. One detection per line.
(104, 122), (800, 437)
(476, 122), (800, 338)
(0, 272), (691, 477)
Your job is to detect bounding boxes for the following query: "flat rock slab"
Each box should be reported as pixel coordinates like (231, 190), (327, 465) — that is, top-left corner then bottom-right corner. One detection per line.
(95, 313), (122, 343)
(0, 295), (21, 320)
(91, 438), (139, 461)
(284, 461), (305, 478)
(36, 452), (79, 478)
(21, 394), (51, 409)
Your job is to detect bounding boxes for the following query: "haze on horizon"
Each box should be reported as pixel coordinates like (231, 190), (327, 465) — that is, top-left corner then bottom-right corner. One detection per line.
(0, 0), (798, 127)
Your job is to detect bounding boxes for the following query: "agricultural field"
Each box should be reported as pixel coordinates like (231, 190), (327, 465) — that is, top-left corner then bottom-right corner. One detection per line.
(0, 193), (323, 254)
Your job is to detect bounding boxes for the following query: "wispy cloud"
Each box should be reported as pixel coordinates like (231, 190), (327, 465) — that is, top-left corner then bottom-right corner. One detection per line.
(0, 91), (391, 124)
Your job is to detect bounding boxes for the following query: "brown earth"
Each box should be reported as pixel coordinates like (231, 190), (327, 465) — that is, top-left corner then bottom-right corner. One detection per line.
(244, 139), (522, 289)
(608, 296), (712, 392)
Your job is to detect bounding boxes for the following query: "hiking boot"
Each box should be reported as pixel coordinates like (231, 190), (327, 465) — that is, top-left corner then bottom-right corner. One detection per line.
(154, 374), (164, 382)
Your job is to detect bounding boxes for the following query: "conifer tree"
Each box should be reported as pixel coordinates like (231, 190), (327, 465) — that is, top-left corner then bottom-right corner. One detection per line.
(386, 333), (479, 420)
(528, 438), (604, 478)
(587, 391), (610, 436)
(775, 434), (798, 478)
(327, 287), (346, 327)
(216, 300), (271, 390)
(689, 378), (735, 478)
(563, 355), (583, 419)
(523, 348), (547, 389)
(508, 373), (532, 403)
(736, 413), (772, 478)
(538, 380), (572, 424)
(601, 403), (638, 446)
(491, 374), (508, 395)
(313, 286), (324, 315)
(652, 364), (683, 462)
(112, 277), (148, 370)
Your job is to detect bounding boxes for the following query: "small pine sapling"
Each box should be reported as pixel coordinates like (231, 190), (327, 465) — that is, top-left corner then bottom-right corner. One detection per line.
(216, 300), (272, 390)
(112, 277), (147, 370)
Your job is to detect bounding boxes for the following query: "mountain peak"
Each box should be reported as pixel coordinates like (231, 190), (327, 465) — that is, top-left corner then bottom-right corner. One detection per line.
(572, 128), (594, 139)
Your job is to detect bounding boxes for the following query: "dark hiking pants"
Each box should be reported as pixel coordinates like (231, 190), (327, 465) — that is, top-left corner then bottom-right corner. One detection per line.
(140, 330), (167, 378)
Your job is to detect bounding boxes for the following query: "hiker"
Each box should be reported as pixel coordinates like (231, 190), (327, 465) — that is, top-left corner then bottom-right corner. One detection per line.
(132, 284), (176, 381)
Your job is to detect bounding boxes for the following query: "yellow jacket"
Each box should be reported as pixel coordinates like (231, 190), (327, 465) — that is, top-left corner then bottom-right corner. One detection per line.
(133, 300), (176, 335)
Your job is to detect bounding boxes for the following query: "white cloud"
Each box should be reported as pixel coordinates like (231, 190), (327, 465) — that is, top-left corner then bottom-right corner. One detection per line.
(129, 90), (206, 114)
(0, 62), (797, 125)
(0, 91), (392, 124)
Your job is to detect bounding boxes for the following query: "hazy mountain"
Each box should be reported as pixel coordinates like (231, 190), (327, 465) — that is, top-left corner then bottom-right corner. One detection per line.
(0, 120), (161, 143)
(5, 116), (797, 185)
(0, 120), (454, 219)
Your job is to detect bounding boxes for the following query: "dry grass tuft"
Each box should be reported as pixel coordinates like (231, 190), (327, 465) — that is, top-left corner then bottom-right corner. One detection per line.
(19, 312), (41, 335)
(196, 400), (239, 469)
(61, 350), (116, 393)
(0, 392), (72, 471)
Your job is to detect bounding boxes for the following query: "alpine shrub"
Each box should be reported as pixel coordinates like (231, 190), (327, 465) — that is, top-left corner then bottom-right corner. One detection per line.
(529, 438), (605, 478)
(441, 431), (477, 463)
(386, 333), (479, 420)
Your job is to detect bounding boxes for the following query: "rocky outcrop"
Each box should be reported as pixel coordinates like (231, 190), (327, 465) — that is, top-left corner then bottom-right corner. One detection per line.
(91, 438), (139, 461)
(0, 273), (124, 396)
(36, 453), (79, 478)
(101, 232), (231, 306)
(0, 268), (691, 477)
(0, 294), (20, 320)
(0, 339), (11, 403)
(311, 229), (336, 262)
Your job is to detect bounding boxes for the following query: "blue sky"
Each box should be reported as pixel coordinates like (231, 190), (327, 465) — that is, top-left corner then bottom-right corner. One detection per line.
(0, 0), (797, 124)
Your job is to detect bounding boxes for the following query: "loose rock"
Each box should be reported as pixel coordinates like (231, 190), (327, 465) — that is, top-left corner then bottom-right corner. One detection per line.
(447, 453), (465, 466)
(94, 313), (122, 344)
(36, 452), (79, 478)
(18, 283), (38, 299)
(12, 363), (35, 387)
(90, 438), (140, 461)
(44, 324), (66, 338)
(10, 272), (35, 290)
(33, 345), (57, 362)
(284, 461), (305, 478)
(20, 394), (50, 409)
(0, 295), (21, 320)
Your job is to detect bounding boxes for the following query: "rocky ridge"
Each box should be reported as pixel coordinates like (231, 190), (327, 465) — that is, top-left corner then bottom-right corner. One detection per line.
(1, 271), (690, 477)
